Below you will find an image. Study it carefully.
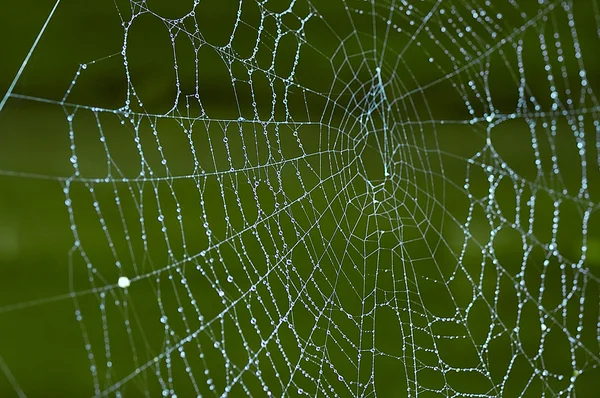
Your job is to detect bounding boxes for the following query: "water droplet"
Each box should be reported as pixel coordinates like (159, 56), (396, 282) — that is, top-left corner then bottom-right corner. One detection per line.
(117, 276), (130, 288)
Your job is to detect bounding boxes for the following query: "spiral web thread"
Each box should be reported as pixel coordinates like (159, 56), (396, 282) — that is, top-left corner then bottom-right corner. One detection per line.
(2, 0), (600, 396)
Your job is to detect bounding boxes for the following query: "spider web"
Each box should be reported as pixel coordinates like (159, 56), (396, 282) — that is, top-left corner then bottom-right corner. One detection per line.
(1, 0), (600, 396)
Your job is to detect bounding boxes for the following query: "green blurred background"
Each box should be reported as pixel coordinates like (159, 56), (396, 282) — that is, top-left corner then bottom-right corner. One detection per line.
(0, 0), (599, 397)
